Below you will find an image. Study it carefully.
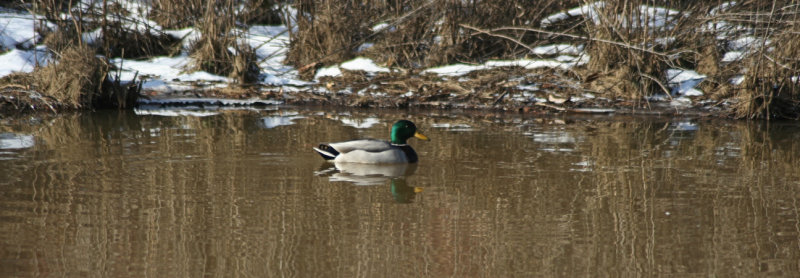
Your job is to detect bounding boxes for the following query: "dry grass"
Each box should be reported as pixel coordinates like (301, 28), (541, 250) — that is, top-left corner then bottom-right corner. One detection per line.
(286, 0), (370, 78)
(20, 44), (139, 110)
(727, 2), (800, 119)
(287, 0), (578, 75)
(580, 1), (717, 99)
(34, 45), (107, 109)
(35, 0), (181, 59)
(149, 0), (280, 29)
(11, 0), (800, 119)
(25, 1), (143, 110)
(733, 37), (800, 119)
(99, 21), (181, 59)
(187, 1), (261, 85)
(148, 0), (204, 29)
(286, 0), (800, 119)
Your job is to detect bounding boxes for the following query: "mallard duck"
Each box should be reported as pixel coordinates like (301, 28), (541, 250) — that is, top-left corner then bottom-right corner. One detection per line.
(313, 120), (430, 163)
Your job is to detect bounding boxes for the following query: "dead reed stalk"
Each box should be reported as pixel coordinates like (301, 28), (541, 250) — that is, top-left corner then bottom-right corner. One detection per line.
(150, 0), (281, 29)
(729, 1), (800, 119)
(187, 0), (261, 84)
(286, 0), (373, 78)
(287, 0), (577, 76)
(33, 44), (137, 109)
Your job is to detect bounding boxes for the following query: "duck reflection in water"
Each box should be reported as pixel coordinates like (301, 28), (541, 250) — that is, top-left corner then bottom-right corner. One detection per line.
(389, 178), (422, 203)
(315, 162), (423, 203)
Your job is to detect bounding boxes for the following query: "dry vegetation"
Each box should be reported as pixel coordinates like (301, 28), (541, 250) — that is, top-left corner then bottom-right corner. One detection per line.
(1, 0), (280, 115)
(149, 0), (269, 83)
(0, 0), (798, 119)
(287, 0), (579, 74)
(187, 1), (261, 84)
(286, 0), (800, 119)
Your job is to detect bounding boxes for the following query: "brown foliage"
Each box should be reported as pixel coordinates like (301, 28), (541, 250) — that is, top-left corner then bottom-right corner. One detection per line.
(287, 0), (578, 77)
(731, 5), (800, 119)
(34, 45), (108, 109)
(149, 0), (281, 29)
(187, 1), (261, 84)
(286, 0), (372, 78)
(18, 0), (800, 119)
(99, 22), (181, 59)
(733, 35), (800, 119)
(30, 45), (139, 110)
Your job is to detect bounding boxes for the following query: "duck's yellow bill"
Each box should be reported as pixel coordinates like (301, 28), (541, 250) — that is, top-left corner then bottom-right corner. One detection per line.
(414, 132), (430, 141)
(414, 187), (424, 193)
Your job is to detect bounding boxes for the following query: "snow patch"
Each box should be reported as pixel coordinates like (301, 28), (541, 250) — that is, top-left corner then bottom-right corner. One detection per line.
(728, 36), (764, 51)
(372, 22), (394, 32)
(137, 97), (283, 106)
(541, 2), (679, 30)
(710, 1), (737, 15)
(315, 66), (342, 78)
(531, 44), (583, 56)
(340, 57), (390, 73)
(423, 58), (583, 76)
(666, 69), (706, 96)
(729, 75), (745, 85)
(0, 48), (48, 76)
(541, 2), (606, 27)
(722, 51), (746, 63)
(134, 108), (220, 117)
(0, 133), (34, 149)
(0, 12), (52, 50)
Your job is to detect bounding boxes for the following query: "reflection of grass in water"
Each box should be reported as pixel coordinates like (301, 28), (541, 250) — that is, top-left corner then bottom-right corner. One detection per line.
(582, 118), (800, 276)
(4, 113), (800, 276)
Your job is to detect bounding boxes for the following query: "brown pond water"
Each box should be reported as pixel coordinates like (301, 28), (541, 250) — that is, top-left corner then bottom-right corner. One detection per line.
(1, 107), (800, 277)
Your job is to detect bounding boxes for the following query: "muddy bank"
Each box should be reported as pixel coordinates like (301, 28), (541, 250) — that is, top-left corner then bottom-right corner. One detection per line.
(132, 67), (721, 118)
(1, 65), (721, 118)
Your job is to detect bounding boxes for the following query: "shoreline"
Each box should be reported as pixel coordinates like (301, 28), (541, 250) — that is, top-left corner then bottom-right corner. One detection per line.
(0, 1), (798, 120)
(1, 77), (728, 119)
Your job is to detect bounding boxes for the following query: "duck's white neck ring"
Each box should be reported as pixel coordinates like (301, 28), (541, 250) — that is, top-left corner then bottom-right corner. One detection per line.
(391, 143), (408, 146)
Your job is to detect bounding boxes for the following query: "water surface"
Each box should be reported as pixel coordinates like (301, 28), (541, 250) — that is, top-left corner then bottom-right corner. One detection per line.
(2, 108), (800, 277)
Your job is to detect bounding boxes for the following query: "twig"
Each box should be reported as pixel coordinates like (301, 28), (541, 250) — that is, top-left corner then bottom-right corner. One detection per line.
(290, 1), (437, 71)
(534, 102), (567, 111)
(493, 90), (508, 105)
(763, 54), (795, 71)
(459, 24), (537, 54)
(639, 73), (672, 100)
(459, 24), (670, 57)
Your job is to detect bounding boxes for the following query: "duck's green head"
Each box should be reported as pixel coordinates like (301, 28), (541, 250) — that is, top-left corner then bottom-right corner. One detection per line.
(391, 120), (430, 144)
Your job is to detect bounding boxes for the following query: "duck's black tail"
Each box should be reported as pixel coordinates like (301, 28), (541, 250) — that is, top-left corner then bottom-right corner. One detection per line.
(313, 144), (339, 160)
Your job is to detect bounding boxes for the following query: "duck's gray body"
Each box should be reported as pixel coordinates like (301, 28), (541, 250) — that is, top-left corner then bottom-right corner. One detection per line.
(313, 139), (419, 164)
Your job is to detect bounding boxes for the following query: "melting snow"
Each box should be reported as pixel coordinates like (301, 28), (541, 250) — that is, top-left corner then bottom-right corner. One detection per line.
(541, 2), (606, 27)
(315, 57), (389, 79)
(531, 44), (583, 56)
(423, 58), (585, 76)
(541, 2), (680, 30)
(315, 66), (343, 79)
(0, 48), (48, 76)
(134, 108), (220, 117)
(666, 69), (706, 96)
(340, 57), (390, 73)
(138, 97), (283, 106)
(0, 133), (34, 149)
(722, 51), (746, 63)
(0, 12), (52, 50)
